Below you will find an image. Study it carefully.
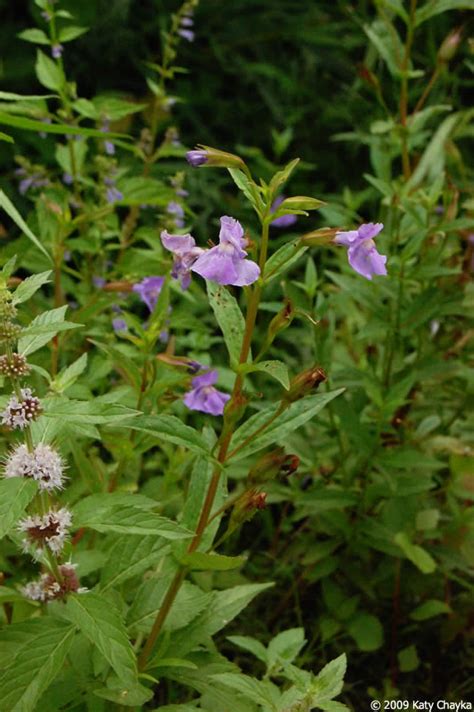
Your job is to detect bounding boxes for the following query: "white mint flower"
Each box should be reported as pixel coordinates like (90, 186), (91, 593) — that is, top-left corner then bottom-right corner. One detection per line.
(1, 388), (41, 429)
(19, 508), (72, 556)
(4, 443), (65, 491)
(22, 563), (83, 602)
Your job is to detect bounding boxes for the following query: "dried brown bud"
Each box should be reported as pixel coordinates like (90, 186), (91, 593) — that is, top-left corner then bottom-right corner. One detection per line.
(284, 366), (327, 403)
(248, 447), (300, 484)
(268, 300), (295, 341)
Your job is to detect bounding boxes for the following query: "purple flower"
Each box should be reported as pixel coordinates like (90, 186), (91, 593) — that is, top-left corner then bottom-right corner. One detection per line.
(133, 276), (165, 312)
(186, 149), (208, 167)
(112, 317), (128, 333)
(180, 16), (194, 27)
(63, 172), (73, 185)
(270, 195), (298, 229)
(92, 276), (106, 288)
(15, 168), (48, 195)
(178, 29), (195, 42)
(335, 223), (387, 280)
(161, 231), (204, 289)
(167, 200), (185, 228)
(106, 186), (123, 204)
(191, 216), (260, 287)
(183, 370), (230, 416)
(51, 43), (63, 59)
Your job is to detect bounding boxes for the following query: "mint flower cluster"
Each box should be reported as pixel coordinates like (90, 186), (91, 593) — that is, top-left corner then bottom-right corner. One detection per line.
(0, 285), (81, 602)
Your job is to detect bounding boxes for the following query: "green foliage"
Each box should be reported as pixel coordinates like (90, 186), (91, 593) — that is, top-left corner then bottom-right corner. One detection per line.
(0, 0), (471, 709)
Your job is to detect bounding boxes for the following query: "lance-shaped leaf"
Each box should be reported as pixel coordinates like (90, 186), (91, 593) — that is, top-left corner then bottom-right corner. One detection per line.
(0, 478), (38, 540)
(0, 618), (76, 712)
(18, 306), (81, 356)
(207, 282), (246, 366)
(57, 593), (138, 687)
(121, 414), (211, 456)
(229, 389), (345, 461)
(0, 190), (51, 260)
(12, 271), (51, 305)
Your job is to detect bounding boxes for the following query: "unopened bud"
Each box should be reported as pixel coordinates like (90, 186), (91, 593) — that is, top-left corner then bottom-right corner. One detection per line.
(268, 300), (294, 341)
(0, 353), (30, 378)
(248, 447), (300, 485)
(284, 366), (326, 403)
(438, 28), (463, 64)
(229, 488), (267, 528)
(186, 145), (245, 170)
(0, 322), (21, 343)
(300, 227), (338, 247)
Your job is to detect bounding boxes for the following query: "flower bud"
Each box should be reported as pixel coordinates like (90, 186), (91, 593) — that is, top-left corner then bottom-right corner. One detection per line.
(0, 321), (21, 343)
(267, 300), (295, 342)
(0, 353), (30, 378)
(283, 366), (326, 403)
(186, 145), (245, 170)
(300, 227), (339, 247)
(229, 488), (267, 527)
(248, 447), (300, 485)
(438, 28), (463, 64)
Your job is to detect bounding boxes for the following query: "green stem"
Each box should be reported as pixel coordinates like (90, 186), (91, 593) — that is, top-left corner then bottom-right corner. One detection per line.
(399, 0), (417, 180)
(137, 206), (271, 669)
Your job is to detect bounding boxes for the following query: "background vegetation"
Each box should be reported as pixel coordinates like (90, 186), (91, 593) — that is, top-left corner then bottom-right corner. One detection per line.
(0, 0), (472, 710)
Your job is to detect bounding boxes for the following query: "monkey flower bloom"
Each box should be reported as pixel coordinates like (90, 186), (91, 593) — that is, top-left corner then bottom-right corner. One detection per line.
(335, 222), (387, 280)
(183, 369), (230, 416)
(133, 276), (165, 312)
(186, 149), (208, 167)
(161, 231), (204, 289)
(191, 216), (260, 287)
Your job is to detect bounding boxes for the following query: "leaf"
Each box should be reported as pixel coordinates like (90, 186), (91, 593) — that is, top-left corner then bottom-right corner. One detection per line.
(0, 190), (50, 260)
(398, 645), (420, 673)
(42, 396), (137, 425)
(415, 0), (474, 26)
(18, 306), (81, 356)
(394, 532), (437, 574)
(58, 26), (89, 42)
(100, 536), (168, 590)
(93, 678), (153, 707)
(207, 282), (246, 366)
(227, 635), (268, 663)
(0, 91), (56, 102)
(129, 579), (211, 635)
(0, 111), (129, 140)
(267, 628), (306, 667)
(72, 503), (192, 540)
(122, 414), (211, 456)
(18, 28), (50, 44)
(407, 113), (462, 189)
(178, 551), (246, 571)
(347, 613), (383, 651)
(247, 360), (290, 390)
(364, 20), (407, 78)
(229, 389), (344, 461)
(210, 673), (277, 708)
(12, 271), (51, 305)
(310, 654), (347, 705)
(263, 238), (307, 282)
(50, 353), (87, 393)
(35, 50), (62, 91)
(0, 132), (13, 143)
(410, 599), (451, 621)
(57, 593), (138, 686)
(160, 583), (273, 660)
(227, 168), (261, 212)
(0, 618), (75, 712)
(0, 478), (38, 540)
(268, 157), (300, 193)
